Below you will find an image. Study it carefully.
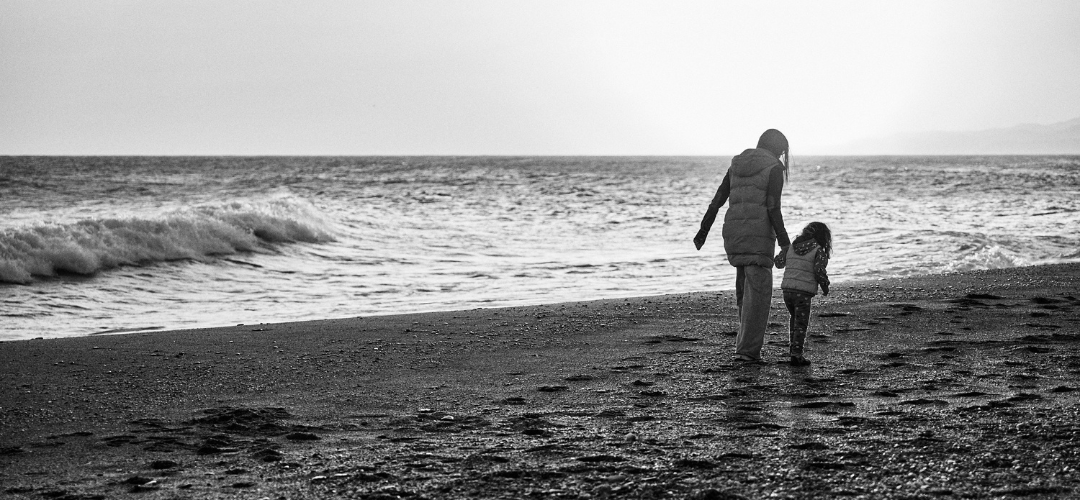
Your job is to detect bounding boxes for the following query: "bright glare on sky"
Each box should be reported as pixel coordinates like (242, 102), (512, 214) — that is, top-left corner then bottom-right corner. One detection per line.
(1, 0), (1078, 155)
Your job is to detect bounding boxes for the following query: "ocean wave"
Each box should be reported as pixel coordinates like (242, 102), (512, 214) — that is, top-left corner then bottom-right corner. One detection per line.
(943, 243), (1029, 273)
(0, 196), (335, 284)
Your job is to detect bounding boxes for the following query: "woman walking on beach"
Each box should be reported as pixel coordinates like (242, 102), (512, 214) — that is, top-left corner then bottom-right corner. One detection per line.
(694, 129), (791, 362)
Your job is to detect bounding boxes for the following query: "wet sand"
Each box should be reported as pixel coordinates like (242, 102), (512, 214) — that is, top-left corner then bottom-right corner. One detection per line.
(2, 264), (1079, 499)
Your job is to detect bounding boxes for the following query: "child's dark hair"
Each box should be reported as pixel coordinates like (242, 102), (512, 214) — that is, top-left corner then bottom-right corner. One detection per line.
(802, 222), (832, 258)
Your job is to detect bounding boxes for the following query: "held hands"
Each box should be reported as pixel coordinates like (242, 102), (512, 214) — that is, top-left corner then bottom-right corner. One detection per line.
(773, 246), (789, 268)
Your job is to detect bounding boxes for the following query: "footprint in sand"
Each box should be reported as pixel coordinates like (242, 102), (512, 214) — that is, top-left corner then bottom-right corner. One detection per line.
(1005, 393), (1042, 402)
(252, 448), (284, 462)
(794, 401), (855, 409)
(833, 327), (871, 333)
(576, 454), (625, 463)
(688, 394), (728, 401)
(1020, 346), (1054, 353)
(596, 408), (626, 418)
(889, 304), (923, 315)
(564, 374), (595, 382)
(642, 334), (702, 344)
(674, 458), (717, 469)
(899, 398), (948, 406)
(285, 432), (320, 441)
(735, 423), (788, 432)
(967, 293), (1004, 300)
(718, 452), (753, 460)
(923, 346), (957, 353)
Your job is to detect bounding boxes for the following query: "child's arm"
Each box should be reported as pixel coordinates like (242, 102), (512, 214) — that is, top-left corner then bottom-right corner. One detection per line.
(815, 251), (831, 296)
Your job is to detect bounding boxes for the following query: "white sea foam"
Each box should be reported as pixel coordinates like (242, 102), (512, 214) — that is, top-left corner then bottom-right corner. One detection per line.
(0, 196), (334, 284)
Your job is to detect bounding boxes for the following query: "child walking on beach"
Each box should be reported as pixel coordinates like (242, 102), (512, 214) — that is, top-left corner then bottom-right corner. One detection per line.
(774, 222), (831, 366)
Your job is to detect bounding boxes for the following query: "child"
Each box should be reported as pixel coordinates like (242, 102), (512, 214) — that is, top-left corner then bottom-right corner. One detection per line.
(774, 222), (831, 366)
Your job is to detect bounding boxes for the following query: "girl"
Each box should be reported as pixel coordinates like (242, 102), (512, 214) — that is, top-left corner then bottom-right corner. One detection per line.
(775, 222), (831, 366)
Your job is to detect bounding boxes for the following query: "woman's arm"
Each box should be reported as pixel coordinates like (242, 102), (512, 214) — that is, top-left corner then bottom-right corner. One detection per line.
(694, 171), (731, 249)
(765, 166), (790, 248)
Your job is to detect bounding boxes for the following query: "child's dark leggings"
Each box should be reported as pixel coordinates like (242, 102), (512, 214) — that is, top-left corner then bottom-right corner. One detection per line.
(783, 290), (814, 357)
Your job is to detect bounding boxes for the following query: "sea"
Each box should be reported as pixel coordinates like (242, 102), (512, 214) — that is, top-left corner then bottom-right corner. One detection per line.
(2, 155), (1078, 341)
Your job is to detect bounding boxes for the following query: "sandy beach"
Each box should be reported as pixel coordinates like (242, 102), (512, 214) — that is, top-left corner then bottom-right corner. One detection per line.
(2, 264), (1079, 499)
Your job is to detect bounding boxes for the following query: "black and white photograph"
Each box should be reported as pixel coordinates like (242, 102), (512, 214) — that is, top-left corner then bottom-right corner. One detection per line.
(2, 1), (1079, 498)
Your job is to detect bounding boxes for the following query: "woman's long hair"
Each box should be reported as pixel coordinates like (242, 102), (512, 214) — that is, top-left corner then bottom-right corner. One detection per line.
(757, 128), (790, 179)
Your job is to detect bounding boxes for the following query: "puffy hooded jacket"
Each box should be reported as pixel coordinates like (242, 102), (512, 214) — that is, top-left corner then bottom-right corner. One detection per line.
(722, 148), (783, 267)
(781, 239), (820, 294)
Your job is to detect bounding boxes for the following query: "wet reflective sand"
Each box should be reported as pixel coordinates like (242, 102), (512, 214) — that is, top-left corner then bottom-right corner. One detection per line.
(2, 264), (1079, 498)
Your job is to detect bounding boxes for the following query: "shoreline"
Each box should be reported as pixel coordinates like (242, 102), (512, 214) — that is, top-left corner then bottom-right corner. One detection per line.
(2, 263), (1079, 498)
(9, 260), (1080, 343)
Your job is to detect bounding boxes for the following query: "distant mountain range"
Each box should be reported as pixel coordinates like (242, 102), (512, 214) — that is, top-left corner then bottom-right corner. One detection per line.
(832, 116), (1080, 155)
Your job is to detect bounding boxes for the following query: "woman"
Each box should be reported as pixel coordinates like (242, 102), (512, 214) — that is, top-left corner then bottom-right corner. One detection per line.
(694, 129), (791, 362)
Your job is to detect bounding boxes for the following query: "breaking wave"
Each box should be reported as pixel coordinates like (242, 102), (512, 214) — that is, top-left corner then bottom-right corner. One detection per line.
(0, 196), (335, 284)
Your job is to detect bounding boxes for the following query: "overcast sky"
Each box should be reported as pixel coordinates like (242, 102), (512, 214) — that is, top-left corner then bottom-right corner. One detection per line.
(2, 0), (1078, 155)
